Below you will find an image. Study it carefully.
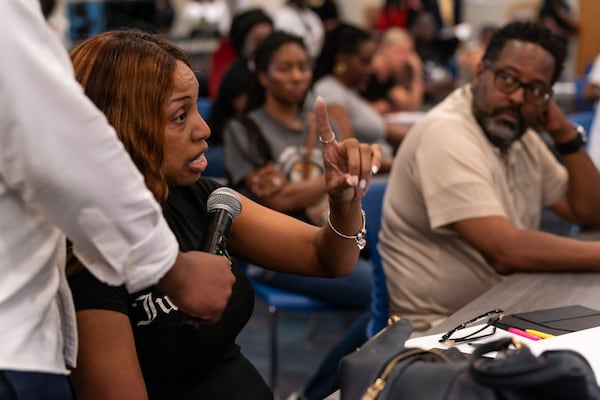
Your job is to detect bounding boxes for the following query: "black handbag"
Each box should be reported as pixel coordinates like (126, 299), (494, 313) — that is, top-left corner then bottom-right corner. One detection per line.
(339, 319), (600, 400)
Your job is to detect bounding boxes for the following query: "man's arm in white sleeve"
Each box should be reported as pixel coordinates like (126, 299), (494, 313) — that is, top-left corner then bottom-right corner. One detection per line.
(0, 1), (179, 291)
(0, 1), (235, 321)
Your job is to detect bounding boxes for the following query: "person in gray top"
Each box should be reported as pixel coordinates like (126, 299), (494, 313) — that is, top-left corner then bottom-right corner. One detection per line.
(312, 23), (409, 172)
(224, 31), (375, 400)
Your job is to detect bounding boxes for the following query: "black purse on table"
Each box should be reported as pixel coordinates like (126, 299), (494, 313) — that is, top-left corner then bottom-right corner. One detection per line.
(339, 319), (600, 400)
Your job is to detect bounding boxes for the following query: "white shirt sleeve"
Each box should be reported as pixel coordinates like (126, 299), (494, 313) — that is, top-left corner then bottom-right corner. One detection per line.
(0, 0), (178, 292)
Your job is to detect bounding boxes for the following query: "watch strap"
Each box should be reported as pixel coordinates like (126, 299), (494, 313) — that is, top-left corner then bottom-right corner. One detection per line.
(555, 124), (587, 155)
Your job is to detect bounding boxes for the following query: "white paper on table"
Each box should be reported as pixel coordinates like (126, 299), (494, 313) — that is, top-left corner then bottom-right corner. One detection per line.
(405, 325), (600, 382)
(528, 326), (600, 383)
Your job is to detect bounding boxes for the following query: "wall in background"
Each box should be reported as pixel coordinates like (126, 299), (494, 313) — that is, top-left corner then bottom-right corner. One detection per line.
(576, 0), (600, 76)
(58, 0), (587, 78)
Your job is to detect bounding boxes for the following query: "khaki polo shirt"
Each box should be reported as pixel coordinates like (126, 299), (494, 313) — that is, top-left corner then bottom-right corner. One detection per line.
(379, 86), (568, 329)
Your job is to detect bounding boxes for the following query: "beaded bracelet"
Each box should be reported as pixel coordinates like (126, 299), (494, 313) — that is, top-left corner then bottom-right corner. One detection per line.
(327, 210), (367, 250)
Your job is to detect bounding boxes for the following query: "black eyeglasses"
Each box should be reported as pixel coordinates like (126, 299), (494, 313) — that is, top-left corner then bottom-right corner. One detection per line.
(439, 309), (504, 345)
(483, 61), (553, 105)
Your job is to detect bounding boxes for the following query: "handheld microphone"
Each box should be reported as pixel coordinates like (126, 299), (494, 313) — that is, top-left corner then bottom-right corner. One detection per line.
(200, 187), (242, 256)
(183, 187), (242, 330)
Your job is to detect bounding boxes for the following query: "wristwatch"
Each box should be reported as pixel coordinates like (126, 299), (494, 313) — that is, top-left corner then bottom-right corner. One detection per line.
(554, 124), (587, 155)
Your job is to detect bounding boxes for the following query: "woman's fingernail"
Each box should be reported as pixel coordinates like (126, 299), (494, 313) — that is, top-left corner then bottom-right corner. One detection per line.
(359, 179), (367, 190)
(371, 165), (379, 175)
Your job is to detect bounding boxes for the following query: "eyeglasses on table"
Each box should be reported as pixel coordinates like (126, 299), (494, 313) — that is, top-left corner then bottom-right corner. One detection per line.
(439, 309), (504, 345)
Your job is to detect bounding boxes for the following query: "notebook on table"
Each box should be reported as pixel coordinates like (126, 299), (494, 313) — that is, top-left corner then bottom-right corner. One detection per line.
(493, 305), (600, 336)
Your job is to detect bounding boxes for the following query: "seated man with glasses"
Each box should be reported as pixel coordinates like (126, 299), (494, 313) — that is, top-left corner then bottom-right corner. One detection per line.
(379, 21), (600, 333)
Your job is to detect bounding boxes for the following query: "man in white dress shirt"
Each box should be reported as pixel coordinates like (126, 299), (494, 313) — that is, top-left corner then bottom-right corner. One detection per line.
(0, 1), (235, 398)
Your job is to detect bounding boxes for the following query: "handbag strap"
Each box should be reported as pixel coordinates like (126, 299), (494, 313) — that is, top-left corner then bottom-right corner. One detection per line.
(362, 348), (452, 400)
(469, 337), (570, 388)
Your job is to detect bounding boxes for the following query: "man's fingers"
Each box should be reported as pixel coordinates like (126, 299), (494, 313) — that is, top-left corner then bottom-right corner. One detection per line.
(315, 96), (336, 144)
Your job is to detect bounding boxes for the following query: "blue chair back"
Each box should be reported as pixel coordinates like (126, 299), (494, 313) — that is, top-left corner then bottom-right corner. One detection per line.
(203, 145), (228, 181)
(574, 75), (595, 113)
(197, 98), (213, 120)
(196, 98), (227, 180)
(566, 111), (596, 236)
(363, 180), (389, 338)
(67, 2), (105, 42)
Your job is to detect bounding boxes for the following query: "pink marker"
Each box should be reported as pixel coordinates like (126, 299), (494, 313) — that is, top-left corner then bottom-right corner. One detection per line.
(508, 327), (541, 341)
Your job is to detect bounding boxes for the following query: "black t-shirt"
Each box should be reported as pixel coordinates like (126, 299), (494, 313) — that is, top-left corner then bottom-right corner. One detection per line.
(68, 178), (255, 398)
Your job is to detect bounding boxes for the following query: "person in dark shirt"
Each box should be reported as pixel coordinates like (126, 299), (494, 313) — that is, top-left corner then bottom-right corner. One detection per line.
(66, 30), (380, 400)
(409, 10), (459, 106)
(207, 8), (273, 145)
(310, 0), (340, 32)
(538, 0), (578, 52)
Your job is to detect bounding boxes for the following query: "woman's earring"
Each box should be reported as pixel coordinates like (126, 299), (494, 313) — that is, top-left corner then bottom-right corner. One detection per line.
(334, 62), (347, 76)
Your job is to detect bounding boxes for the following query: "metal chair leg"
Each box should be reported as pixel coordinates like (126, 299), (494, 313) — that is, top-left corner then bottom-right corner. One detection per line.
(268, 304), (279, 400)
(306, 313), (320, 346)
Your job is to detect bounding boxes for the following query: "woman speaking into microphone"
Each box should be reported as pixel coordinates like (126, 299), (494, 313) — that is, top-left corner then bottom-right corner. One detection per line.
(65, 30), (380, 400)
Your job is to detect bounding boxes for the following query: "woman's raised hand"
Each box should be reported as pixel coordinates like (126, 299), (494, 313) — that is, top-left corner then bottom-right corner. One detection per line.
(314, 96), (382, 203)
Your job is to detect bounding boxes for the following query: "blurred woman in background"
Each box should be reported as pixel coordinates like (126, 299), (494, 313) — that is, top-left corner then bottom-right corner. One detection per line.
(313, 23), (407, 170)
(224, 30), (375, 400)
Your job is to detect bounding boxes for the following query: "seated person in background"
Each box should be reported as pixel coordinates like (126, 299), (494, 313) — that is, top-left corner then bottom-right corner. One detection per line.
(456, 24), (497, 85)
(225, 31), (328, 226)
(154, 0), (175, 35)
(207, 36), (235, 99)
(409, 10), (459, 106)
(380, 22), (600, 333)
(207, 8), (273, 145)
(538, 0), (578, 52)
(67, 30), (380, 400)
(208, 7), (272, 99)
(372, 0), (422, 32)
(361, 27), (424, 113)
(313, 23), (408, 171)
(582, 54), (600, 170)
(171, 0), (231, 39)
(223, 31), (374, 400)
(273, 0), (324, 62)
(310, 0), (340, 33)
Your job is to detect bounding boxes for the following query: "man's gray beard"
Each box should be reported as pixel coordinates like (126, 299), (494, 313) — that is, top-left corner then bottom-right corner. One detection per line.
(482, 118), (521, 149)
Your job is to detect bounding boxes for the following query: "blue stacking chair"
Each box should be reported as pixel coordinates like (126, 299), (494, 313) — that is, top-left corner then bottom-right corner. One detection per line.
(197, 98), (213, 119)
(67, 2), (105, 42)
(245, 267), (340, 399)
(573, 74), (595, 113)
(567, 111), (596, 236)
(203, 145), (228, 182)
(362, 180), (390, 339)
(197, 98), (228, 181)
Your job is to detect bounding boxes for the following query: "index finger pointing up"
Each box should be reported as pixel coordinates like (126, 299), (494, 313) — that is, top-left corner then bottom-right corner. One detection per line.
(315, 96), (336, 145)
